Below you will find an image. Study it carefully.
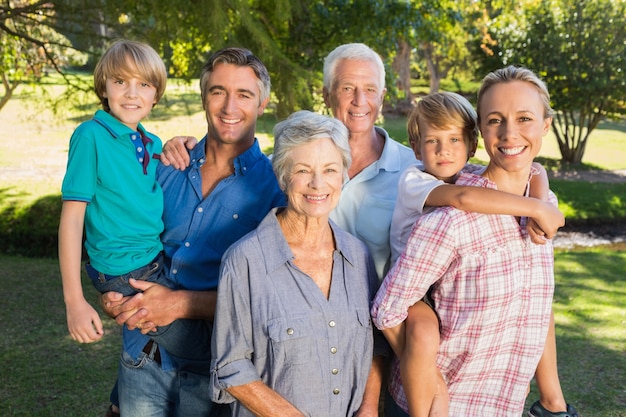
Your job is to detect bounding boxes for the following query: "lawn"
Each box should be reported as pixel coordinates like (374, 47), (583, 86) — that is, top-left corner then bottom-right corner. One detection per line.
(1, 77), (625, 416)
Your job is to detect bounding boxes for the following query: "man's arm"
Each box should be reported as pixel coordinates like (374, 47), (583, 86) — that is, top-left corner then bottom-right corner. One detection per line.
(159, 136), (198, 170)
(101, 279), (217, 333)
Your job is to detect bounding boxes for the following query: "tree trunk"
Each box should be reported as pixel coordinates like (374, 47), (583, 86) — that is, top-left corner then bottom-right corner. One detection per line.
(421, 42), (441, 93)
(392, 39), (413, 105)
(0, 74), (19, 113)
(553, 110), (596, 165)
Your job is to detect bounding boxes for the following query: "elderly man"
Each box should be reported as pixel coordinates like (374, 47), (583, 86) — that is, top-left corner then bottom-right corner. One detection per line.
(322, 43), (415, 281)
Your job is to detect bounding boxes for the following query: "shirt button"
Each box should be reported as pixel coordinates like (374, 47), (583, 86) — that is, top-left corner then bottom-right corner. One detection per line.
(286, 328), (294, 335)
(131, 134), (137, 140)
(330, 347), (337, 354)
(243, 166), (247, 172)
(331, 368), (338, 375)
(233, 214), (239, 220)
(172, 269), (178, 274)
(184, 242), (190, 247)
(329, 320), (336, 327)
(138, 157), (144, 163)
(197, 207), (203, 213)
(136, 146), (142, 152)
(333, 388), (340, 395)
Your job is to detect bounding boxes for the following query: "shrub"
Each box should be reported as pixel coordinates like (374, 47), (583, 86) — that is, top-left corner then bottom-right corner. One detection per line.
(0, 194), (62, 257)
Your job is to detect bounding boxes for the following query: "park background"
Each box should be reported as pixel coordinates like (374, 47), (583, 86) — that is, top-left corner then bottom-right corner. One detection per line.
(1, 0), (625, 416)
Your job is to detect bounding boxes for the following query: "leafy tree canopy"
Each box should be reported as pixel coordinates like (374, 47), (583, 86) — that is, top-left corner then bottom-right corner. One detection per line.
(477, 0), (626, 164)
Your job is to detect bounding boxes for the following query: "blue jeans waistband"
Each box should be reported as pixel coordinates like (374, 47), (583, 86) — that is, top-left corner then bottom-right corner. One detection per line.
(85, 252), (164, 284)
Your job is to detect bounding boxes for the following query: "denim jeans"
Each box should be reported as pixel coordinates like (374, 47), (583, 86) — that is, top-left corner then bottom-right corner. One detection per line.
(86, 254), (210, 361)
(384, 388), (410, 417)
(118, 346), (230, 417)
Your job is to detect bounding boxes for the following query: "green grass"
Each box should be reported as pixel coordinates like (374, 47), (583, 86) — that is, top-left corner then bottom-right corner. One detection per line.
(0, 255), (122, 417)
(526, 246), (626, 416)
(1, 246), (624, 416)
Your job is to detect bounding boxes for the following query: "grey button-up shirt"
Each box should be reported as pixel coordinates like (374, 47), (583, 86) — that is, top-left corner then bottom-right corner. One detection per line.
(210, 208), (380, 417)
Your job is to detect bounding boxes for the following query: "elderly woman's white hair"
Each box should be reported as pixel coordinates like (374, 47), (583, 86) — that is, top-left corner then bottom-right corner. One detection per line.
(272, 110), (351, 192)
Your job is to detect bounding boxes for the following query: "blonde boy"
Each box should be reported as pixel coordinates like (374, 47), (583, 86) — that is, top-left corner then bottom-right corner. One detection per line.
(59, 40), (209, 361)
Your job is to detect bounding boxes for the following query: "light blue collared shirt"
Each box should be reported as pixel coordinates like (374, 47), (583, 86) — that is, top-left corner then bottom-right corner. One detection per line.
(330, 127), (415, 280)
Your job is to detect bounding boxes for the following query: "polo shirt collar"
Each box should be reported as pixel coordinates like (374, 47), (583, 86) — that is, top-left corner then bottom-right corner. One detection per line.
(374, 126), (403, 174)
(92, 109), (151, 141)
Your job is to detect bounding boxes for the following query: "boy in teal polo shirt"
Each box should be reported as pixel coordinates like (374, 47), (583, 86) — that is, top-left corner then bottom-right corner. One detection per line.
(59, 40), (209, 360)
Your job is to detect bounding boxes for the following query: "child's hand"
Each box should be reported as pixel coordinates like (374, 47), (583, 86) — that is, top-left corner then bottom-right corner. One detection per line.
(528, 202), (565, 244)
(66, 299), (104, 343)
(160, 136), (197, 170)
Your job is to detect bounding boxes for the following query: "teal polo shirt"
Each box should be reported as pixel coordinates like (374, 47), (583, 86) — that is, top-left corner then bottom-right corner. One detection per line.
(62, 110), (164, 275)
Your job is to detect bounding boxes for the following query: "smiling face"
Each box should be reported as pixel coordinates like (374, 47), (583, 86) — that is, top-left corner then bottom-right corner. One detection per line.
(103, 75), (157, 130)
(323, 59), (385, 136)
(479, 80), (552, 175)
(415, 124), (472, 183)
(284, 137), (345, 221)
(203, 62), (268, 146)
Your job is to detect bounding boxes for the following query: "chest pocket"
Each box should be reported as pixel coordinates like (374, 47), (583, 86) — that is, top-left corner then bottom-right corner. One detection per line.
(267, 316), (313, 365)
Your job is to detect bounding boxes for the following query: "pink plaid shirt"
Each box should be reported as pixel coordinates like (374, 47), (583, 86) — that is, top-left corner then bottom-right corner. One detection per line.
(371, 171), (556, 416)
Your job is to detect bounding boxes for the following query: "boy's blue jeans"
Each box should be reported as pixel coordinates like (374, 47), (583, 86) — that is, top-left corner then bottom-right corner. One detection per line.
(85, 253), (210, 361)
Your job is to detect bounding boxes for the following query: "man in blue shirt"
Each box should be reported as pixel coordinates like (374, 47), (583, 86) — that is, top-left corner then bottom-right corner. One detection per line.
(102, 48), (285, 417)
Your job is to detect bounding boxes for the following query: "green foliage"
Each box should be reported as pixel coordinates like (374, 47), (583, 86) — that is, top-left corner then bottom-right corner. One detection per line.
(477, 0), (626, 164)
(0, 192), (62, 258)
(0, 1), (90, 112)
(551, 180), (626, 223)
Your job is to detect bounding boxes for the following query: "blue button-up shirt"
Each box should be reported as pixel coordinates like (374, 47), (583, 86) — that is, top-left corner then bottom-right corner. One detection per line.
(122, 137), (285, 370)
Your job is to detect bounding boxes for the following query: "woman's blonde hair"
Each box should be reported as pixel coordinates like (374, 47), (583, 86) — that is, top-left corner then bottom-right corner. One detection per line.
(477, 65), (552, 122)
(93, 39), (167, 112)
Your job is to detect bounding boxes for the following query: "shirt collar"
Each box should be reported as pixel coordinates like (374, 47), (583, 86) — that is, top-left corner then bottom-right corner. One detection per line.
(190, 136), (264, 176)
(374, 126), (404, 173)
(92, 109), (151, 142)
(258, 208), (356, 273)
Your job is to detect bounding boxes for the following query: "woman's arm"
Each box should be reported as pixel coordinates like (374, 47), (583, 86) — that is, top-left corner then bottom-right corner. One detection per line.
(227, 381), (306, 417)
(355, 355), (386, 417)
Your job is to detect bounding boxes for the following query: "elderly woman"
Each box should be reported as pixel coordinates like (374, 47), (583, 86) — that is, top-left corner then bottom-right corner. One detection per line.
(210, 110), (382, 417)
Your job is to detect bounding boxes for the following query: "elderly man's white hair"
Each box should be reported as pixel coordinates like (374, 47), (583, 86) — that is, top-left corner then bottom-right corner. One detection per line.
(322, 43), (386, 91)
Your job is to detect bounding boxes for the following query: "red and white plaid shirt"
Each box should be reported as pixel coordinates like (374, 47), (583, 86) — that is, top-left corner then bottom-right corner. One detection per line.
(371, 171), (555, 416)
